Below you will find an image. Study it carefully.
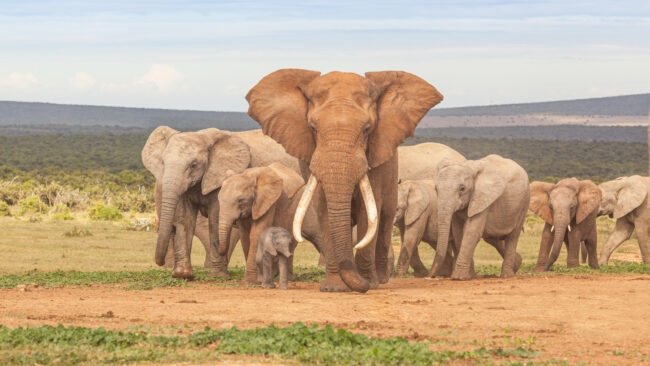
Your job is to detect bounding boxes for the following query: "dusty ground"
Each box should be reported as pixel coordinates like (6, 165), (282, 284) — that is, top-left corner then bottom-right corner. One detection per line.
(1, 273), (649, 365)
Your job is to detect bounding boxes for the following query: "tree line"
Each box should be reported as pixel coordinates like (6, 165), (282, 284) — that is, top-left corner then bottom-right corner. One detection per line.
(0, 132), (646, 217)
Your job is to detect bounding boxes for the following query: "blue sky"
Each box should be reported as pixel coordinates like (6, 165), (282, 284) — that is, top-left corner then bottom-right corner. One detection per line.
(1, 1), (649, 111)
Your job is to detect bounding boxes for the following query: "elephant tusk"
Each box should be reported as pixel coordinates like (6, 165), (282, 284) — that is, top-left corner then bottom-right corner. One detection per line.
(567, 224), (572, 232)
(550, 225), (554, 232)
(293, 174), (318, 242)
(354, 174), (378, 250)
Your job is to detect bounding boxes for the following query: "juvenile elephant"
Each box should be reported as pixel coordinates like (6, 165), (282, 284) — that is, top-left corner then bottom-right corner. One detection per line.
(256, 227), (293, 290)
(598, 175), (650, 265)
(247, 69), (442, 292)
(142, 126), (299, 279)
(431, 154), (528, 280)
(397, 142), (466, 181)
(393, 179), (456, 277)
(529, 178), (601, 271)
(218, 163), (325, 283)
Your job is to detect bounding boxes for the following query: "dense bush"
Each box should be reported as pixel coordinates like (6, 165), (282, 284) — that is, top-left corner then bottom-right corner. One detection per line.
(88, 202), (123, 221)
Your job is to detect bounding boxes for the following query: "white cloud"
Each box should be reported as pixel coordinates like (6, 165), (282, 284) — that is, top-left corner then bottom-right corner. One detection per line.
(135, 64), (184, 92)
(4, 72), (38, 90)
(69, 72), (96, 91)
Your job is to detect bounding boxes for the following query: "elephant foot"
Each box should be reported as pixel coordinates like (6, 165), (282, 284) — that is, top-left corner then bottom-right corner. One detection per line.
(451, 269), (475, 281)
(209, 268), (231, 279)
(262, 282), (276, 289)
(533, 265), (546, 273)
(279, 283), (289, 290)
(288, 272), (297, 282)
(413, 270), (430, 278)
(500, 269), (517, 278)
(172, 267), (194, 280)
(392, 267), (408, 277)
(588, 263), (600, 270)
(376, 271), (390, 285)
(514, 253), (523, 273)
(319, 273), (352, 292)
(243, 273), (261, 285)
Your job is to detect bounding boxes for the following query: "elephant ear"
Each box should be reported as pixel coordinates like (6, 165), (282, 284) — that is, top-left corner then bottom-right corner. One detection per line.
(613, 175), (647, 219)
(529, 181), (554, 224)
(267, 163), (305, 199)
(141, 126), (179, 180)
(576, 180), (602, 224)
(202, 130), (252, 195)
(246, 69), (321, 162)
(252, 168), (284, 220)
(467, 160), (506, 218)
(404, 182), (431, 226)
(364, 71), (443, 168)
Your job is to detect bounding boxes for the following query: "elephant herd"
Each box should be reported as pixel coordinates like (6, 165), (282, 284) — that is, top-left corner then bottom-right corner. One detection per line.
(140, 68), (650, 293)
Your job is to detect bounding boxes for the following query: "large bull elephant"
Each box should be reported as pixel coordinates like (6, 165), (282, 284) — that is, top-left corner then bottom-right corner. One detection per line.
(141, 126), (299, 279)
(246, 68), (443, 292)
(431, 154), (528, 280)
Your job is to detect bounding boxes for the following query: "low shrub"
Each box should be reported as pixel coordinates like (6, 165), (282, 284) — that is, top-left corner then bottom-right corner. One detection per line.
(88, 202), (122, 221)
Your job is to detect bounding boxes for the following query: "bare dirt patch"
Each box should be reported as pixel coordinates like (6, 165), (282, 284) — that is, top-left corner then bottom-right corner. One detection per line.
(1, 274), (649, 365)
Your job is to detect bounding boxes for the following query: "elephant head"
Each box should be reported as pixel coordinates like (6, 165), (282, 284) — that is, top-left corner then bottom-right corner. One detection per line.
(141, 126), (251, 266)
(598, 176), (647, 219)
(529, 178), (602, 270)
(395, 180), (432, 227)
(432, 158), (505, 276)
(217, 163), (304, 259)
(246, 69), (442, 292)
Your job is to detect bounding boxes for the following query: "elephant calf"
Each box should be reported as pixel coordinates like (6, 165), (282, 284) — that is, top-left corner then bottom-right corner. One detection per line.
(393, 179), (455, 277)
(256, 227), (294, 290)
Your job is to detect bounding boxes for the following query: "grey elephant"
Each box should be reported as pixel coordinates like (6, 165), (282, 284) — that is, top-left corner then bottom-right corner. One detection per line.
(598, 175), (650, 265)
(218, 163), (325, 284)
(431, 154), (528, 280)
(256, 227), (294, 290)
(247, 69), (442, 292)
(393, 179), (455, 277)
(529, 178), (601, 271)
(141, 126), (299, 279)
(393, 142), (466, 276)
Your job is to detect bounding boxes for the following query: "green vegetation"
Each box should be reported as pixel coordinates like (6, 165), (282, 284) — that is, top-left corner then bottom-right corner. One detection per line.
(0, 322), (538, 365)
(406, 136), (647, 182)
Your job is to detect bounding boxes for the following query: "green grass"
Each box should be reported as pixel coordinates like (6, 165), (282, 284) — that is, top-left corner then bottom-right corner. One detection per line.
(0, 322), (540, 366)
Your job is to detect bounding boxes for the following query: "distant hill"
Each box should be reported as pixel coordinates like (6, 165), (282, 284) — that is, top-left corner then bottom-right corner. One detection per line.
(0, 101), (258, 133)
(1, 93), (648, 134)
(428, 93), (650, 116)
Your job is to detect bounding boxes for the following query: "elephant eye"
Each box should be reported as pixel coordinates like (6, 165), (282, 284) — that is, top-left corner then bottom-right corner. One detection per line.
(363, 122), (371, 134)
(308, 122), (317, 133)
(459, 184), (465, 192)
(190, 160), (198, 169)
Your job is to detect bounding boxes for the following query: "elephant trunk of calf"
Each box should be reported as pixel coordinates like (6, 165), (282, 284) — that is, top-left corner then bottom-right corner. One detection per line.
(218, 219), (233, 257)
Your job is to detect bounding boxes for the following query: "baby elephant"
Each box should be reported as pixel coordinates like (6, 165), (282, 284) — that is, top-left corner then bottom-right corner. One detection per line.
(256, 227), (294, 290)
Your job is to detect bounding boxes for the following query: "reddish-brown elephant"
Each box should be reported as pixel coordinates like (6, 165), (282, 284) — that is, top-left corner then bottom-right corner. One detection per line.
(246, 69), (442, 292)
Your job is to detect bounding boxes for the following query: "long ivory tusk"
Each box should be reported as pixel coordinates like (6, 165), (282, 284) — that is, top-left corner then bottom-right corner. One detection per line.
(551, 225), (554, 232)
(354, 174), (378, 250)
(567, 224), (572, 232)
(293, 174), (318, 242)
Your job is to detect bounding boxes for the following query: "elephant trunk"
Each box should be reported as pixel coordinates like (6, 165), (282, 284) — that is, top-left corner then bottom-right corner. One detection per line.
(545, 220), (568, 271)
(218, 217), (234, 256)
(431, 207), (453, 276)
(327, 197), (370, 293)
(155, 179), (182, 266)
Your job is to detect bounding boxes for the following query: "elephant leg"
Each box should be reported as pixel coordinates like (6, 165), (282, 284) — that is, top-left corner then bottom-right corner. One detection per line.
(633, 222), (650, 265)
(484, 237), (520, 276)
(353, 199), (379, 288)
(599, 219), (634, 265)
(395, 221), (425, 277)
(584, 230), (599, 270)
(566, 232), (582, 268)
(534, 224), (554, 272)
(409, 245), (429, 277)
(171, 200), (196, 279)
(278, 255), (289, 290)
(261, 255), (276, 289)
(287, 240), (297, 281)
(451, 215), (486, 280)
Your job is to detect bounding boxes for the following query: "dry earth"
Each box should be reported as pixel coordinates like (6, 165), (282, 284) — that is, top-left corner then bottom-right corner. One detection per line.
(1, 273), (649, 365)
